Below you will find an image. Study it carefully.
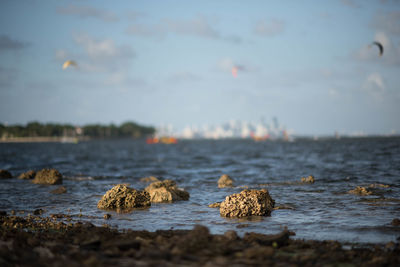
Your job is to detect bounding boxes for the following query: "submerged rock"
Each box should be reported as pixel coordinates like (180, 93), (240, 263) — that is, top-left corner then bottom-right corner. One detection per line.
(0, 169), (12, 179)
(220, 189), (275, 218)
(348, 186), (372, 196)
(50, 186), (67, 194)
(300, 175), (315, 183)
(32, 169), (62, 185)
(208, 202), (221, 208)
(97, 184), (151, 211)
(145, 180), (189, 203)
(218, 174), (234, 188)
(18, 170), (36, 179)
(391, 218), (400, 226)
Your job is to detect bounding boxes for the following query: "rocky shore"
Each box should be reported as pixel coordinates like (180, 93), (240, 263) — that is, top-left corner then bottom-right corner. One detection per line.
(0, 214), (399, 266)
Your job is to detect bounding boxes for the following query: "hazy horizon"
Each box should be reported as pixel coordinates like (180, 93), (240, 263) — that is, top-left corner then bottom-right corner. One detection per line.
(1, 0), (399, 136)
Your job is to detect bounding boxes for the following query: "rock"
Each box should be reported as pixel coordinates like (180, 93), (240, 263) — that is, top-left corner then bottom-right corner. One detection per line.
(218, 174), (234, 188)
(18, 170), (36, 179)
(220, 189), (275, 218)
(32, 169), (62, 185)
(50, 186), (67, 194)
(145, 180), (189, 203)
(97, 184), (151, 211)
(208, 202), (221, 208)
(33, 209), (44, 215)
(392, 218), (400, 226)
(0, 169), (12, 179)
(140, 176), (160, 183)
(301, 175), (315, 183)
(104, 214), (111, 220)
(348, 186), (371, 196)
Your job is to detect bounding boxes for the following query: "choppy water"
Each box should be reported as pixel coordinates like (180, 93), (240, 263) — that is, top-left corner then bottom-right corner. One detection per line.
(1, 138), (400, 244)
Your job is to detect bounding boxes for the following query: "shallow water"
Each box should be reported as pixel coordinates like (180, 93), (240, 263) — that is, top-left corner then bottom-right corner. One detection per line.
(1, 137), (400, 243)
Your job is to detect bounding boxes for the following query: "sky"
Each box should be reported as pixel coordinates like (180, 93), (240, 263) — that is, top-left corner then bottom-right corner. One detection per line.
(0, 0), (399, 136)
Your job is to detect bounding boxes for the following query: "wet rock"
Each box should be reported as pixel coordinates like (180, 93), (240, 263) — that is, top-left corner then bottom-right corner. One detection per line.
(145, 180), (189, 203)
(300, 175), (315, 183)
(140, 176), (160, 183)
(392, 218), (400, 226)
(224, 230), (238, 241)
(220, 189), (275, 218)
(97, 184), (151, 211)
(0, 169), (12, 179)
(218, 174), (234, 188)
(172, 225), (211, 254)
(32, 169), (62, 185)
(18, 170), (36, 180)
(369, 183), (390, 188)
(348, 186), (372, 196)
(208, 202), (221, 208)
(33, 209), (44, 215)
(50, 186), (67, 194)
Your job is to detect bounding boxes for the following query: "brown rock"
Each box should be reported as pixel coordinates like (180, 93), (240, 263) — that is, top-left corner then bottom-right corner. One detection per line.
(0, 169), (12, 179)
(145, 180), (189, 203)
(50, 186), (67, 194)
(97, 184), (151, 211)
(301, 175), (315, 183)
(32, 169), (62, 185)
(18, 170), (36, 179)
(391, 218), (400, 226)
(208, 202), (221, 208)
(220, 189), (275, 218)
(348, 186), (371, 196)
(218, 174), (234, 188)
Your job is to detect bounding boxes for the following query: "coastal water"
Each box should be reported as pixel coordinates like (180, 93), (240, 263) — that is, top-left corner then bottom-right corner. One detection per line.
(1, 138), (399, 244)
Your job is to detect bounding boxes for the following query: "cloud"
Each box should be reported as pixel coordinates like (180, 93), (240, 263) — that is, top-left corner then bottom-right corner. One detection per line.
(55, 33), (135, 73)
(126, 15), (241, 43)
(363, 73), (385, 94)
(73, 33), (134, 72)
(163, 16), (220, 39)
(57, 5), (118, 22)
(254, 19), (285, 37)
(0, 35), (30, 51)
(371, 11), (400, 36)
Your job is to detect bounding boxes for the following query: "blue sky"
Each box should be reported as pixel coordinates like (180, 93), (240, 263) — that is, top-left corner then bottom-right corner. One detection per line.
(0, 0), (399, 135)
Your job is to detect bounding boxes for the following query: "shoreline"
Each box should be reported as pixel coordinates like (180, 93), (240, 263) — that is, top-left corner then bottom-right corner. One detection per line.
(1, 214), (399, 266)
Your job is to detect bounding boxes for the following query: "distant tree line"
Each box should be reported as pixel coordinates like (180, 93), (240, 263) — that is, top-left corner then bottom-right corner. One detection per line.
(0, 121), (155, 139)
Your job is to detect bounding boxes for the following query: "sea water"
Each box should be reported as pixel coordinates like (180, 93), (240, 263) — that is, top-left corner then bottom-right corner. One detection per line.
(1, 137), (399, 243)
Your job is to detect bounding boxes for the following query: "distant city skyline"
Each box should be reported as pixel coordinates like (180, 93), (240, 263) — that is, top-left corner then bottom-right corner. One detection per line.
(1, 1), (399, 135)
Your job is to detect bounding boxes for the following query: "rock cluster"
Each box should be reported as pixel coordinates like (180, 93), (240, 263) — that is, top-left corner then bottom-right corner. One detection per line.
(301, 175), (315, 183)
(0, 169), (12, 179)
(145, 180), (189, 203)
(348, 186), (372, 196)
(32, 169), (63, 185)
(218, 174), (234, 188)
(97, 184), (151, 211)
(220, 189), (275, 217)
(1, 214), (399, 267)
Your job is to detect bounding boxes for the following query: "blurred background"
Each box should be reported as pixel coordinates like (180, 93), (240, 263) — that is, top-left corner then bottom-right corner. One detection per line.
(1, 0), (399, 137)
